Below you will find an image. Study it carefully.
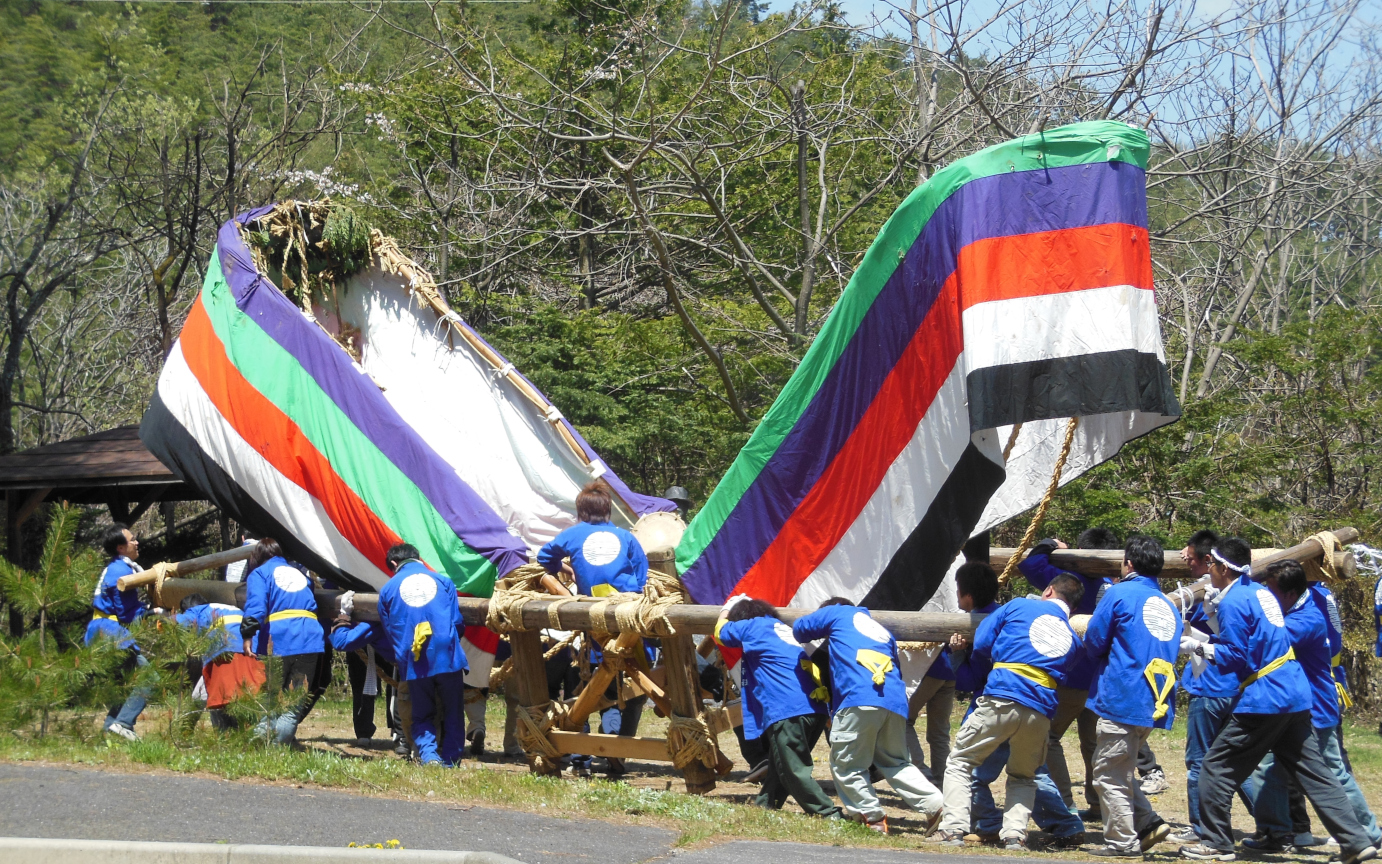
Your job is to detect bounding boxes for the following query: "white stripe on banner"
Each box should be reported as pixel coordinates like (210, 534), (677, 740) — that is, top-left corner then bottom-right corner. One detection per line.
(158, 344), (392, 587)
(962, 284), (1163, 375)
(460, 635), (495, 688)
(789, 359), (985, 607)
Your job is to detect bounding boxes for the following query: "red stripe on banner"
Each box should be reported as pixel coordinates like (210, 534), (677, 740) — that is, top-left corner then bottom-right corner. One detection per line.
(463, 623), (501, 654)
(731, 280), (965, 606)
(727, 222), (1150, 606)
(958, 223), (1152, 311)
(180, 298), (403, 573)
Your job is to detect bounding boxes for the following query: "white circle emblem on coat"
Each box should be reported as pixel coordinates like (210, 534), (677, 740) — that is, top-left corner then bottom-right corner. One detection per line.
(773, 621), (800, 648)
(1256, 588), (1285, 626)
(400, 572), (439, 608)
(272, 565), (308, 593)
(1142, 597), (1177, 641)
(581, 531), (622, 567)
(1325, 594), (1343, 636)
(853, 611), (890, 643)
(1029, 614), (1073, 658)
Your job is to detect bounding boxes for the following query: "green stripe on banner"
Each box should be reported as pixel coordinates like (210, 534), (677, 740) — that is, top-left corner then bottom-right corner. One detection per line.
(197, 252), (499, 593)
(676, 120), (1148, 575)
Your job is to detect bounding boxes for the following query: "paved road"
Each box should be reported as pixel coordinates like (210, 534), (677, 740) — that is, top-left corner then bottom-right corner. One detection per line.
(0, 763), (673, 863)
(0, 763), (1022, 864)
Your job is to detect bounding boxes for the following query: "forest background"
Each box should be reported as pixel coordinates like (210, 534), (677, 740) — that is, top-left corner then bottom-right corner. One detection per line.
(1, 0), (1380, 613)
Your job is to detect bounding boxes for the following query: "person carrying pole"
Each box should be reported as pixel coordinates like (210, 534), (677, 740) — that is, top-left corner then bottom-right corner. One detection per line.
(239, 538), (325, 746)
(713, 595), (840, 819)
(330, 608), (406, 756)
(936, 570), (1086, 851)
(1178, 539), (1376, 864)
(791, 598), (943, 834)
(86, 524), (152, 741)
(378, 543), (468, 766)
(1083, 534), (1180, 857)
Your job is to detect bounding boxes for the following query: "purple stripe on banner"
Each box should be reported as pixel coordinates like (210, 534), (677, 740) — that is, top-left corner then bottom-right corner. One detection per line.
(214, 214), (529, 578)
(682, 160), (1145, 600)
(449, 318), (676, 517)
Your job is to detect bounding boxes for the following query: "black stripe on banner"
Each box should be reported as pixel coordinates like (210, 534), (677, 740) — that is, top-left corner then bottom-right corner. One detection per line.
(967, 349), (1179, 431)
(139, 392), (375, 592)
(860, 442), (1007, 611)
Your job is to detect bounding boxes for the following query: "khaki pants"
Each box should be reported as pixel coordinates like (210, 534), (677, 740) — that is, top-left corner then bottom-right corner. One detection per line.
(1047, 686), (1099, 810)
(905, 677), (955, 781)
(1093, 717), (1161, 852)
(829, 705), (942, 822)
(940, 696), (1051, 841)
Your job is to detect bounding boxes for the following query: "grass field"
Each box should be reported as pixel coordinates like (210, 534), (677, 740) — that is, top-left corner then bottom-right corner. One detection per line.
(3, 689), (1381, 858)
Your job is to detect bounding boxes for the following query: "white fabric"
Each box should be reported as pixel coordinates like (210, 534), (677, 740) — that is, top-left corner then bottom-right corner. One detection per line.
(320, 267), (629, 552)
(363, 645), (378, 697)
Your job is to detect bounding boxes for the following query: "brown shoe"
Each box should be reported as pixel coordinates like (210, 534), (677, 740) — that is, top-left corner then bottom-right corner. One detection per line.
(865, 816), (888, 835)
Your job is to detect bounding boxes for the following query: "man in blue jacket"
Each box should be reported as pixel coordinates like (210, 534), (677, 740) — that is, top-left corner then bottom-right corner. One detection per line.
(1180, 540), (1375, 863)
(1084, 535), (1180, 857)
(793, 598), (942, 834)
(937, 572), (1085, 850)
(714, 596), (838, 818)
(378, 543), (469, 766)
(86, 524), (150, 741)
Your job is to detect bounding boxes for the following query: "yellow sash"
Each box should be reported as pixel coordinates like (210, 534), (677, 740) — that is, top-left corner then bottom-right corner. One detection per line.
(590, 583), (617, 598)
(1144, 658), (1176, 720)
(268, 609), (318, 622)
(1240, 647), (1295, 692)
(856, 648), (894, 686)
(91, 611), (119, 622)
(411, 621), (433, 661)
(800, 658), (830, 703)
(993, 662), (1058, 689)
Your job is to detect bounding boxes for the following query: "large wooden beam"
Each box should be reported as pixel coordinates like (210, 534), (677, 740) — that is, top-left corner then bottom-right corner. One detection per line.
(117, 543), (258, 592)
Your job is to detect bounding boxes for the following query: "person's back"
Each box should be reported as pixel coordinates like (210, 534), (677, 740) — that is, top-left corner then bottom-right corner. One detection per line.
(1212, 574), (1309, 715)
(792, 603), (907, 717)
(537, 484), (647, 597)
(975, 595), (1082, 719)
(378, 559), (467, 681)
(241, 555), (322, 657)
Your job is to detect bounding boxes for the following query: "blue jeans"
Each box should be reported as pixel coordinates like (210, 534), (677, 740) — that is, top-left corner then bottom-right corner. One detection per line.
(973, 742), (1084, 839)
(601, 695), (646, 736)
(1186, 695), (1237, 835)
(105, 653), (151, 730)
(411, 671), (466, 766)
(1255, 725), (1382, 846)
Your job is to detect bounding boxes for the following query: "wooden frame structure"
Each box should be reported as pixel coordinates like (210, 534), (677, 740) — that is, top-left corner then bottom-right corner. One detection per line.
(137, 527), (1358, 794)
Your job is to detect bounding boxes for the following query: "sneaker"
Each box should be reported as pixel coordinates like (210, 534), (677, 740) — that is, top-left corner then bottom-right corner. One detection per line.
(1087, 844), (1144, 858)
(105, 722), (139, 742)
(1141, 768), (1170, 796)
(921, 807), (943, 837)
(1082, 808), (1105, 823)
(744, 759), (771, 784)
(1242, 836), (1290, 853)
(569, 763), (591, 779)
(1180, 844), (1237, 861)
(1296, 834), (1328, 848)
(1141, 821), (1172, 852)
(356, 737), (373, 747)
(1005, 838), (1028, 851)
(468, 731), (484, 757)
(502, 746), (525, 758)
(1329, 847), (1379, 864)
(393, 739), (410, 757)
(933, 830), (965, 846)
(1171, 828), (1202, 845)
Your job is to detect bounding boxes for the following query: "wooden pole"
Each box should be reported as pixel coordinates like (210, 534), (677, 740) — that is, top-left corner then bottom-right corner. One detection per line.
(116, 543), (257, 592)
(507, 628), (561, 775)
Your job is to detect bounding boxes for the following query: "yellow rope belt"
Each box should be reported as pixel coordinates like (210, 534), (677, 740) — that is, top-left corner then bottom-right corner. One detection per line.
(1331, 654), (1353, 707)
(268, 609), (318, 622)
(1144, 658), (1176, 720)
(215, 615), (243, 626)
(92, 611), (119, 622)
(993, 662), (1058, 689)
(1240, 647), (1295, 692)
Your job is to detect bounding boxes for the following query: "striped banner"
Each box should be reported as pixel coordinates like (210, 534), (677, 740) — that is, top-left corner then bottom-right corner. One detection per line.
(676, 121), (1179, 611)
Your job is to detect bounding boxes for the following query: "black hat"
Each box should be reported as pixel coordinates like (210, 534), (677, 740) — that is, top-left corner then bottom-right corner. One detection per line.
(662, 486), (692, 508)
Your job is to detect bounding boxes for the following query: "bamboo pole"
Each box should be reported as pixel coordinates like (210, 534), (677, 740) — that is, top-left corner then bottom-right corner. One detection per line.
(116, 544), (256, 592)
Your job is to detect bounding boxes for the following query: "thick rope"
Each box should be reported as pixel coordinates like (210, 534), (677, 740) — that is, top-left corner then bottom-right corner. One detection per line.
(896, 641), (942, 652)
(1303, 530), (1342, 583)
(1002, 422), (1025, 461)
(485, 563), (553, 633)
(514, 702), (565, 773)
(666, 713), (717, 770)
(998, 416), (1081, 587)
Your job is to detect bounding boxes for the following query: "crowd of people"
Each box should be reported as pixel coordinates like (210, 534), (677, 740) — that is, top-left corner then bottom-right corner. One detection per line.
(84, 492), (1382, 862)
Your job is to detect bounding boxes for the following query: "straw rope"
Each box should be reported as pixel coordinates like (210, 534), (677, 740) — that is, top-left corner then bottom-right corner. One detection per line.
(666, 713), (718, 770)
(1303, 530), (1343, 583)
(998, 416), (1081, 587)
(513, 702), (566, 773)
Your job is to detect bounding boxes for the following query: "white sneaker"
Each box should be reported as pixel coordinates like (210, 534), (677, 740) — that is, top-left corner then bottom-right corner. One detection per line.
(1140, 768), (1170, 795)
(105, 722), (139, 742)
(1296, 834), (1327, 848)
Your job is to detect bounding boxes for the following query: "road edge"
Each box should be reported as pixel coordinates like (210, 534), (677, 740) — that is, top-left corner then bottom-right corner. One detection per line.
(0, 837), (525, 863)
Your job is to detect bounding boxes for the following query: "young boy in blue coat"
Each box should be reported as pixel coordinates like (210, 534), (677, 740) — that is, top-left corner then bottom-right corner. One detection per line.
(1249, 560), (1382, 852)
(87, 524), (151, 740)
(1084, 535), (1181, 857)
(378, 543), (468, 766)
(240, 539), (325, 745)
(937, 572), (1085, 850)
(792, 599), (942, 834)
(1180, 540), (1375, 864)
(714, 596), (839, 818)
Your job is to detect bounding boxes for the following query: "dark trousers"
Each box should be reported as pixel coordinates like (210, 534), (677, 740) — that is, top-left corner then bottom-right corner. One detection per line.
(1199, 711), (1369, 855)
(411, 670), (466, 766)
(1138, 740), (1161, 776)
(276, 652), (323, 725)
(757, 713), (840, 818)
(346, 650), (398, 740)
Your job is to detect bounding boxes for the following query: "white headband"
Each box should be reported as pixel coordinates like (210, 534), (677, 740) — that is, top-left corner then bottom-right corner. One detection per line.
(1211, 548), (1250, 575)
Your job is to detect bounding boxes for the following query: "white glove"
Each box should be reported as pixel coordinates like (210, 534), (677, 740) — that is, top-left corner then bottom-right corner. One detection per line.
(339, 590), (356, 616)
(721, 593), (753, 616)
(1179, 635), (1198, 657)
